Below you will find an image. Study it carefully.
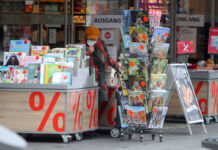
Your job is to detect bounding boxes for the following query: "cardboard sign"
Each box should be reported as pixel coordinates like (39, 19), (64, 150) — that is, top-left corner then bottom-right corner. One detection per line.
(177, 40), (195, 54)
(176, 14), (205, 27)
(208, 27), (218, 54)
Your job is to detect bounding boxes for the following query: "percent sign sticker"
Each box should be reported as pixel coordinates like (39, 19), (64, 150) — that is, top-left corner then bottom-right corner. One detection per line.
(29, 92), (65, 132)
(211, 81), (218, 114)
(195, 81), (207, 115)
(87, 90), (97, 128)
(71, 92), (82, 131)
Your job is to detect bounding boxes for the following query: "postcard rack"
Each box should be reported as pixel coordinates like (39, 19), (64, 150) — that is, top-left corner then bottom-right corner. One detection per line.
(113, 9), (170, 142)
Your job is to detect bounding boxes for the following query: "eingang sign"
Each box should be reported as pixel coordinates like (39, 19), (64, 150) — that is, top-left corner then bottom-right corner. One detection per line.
(176, 14), (205, 27)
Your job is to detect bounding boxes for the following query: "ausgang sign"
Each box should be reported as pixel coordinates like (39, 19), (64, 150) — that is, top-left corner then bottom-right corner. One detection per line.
(92, 15), (123, 28)
(176, 14), (205, 27)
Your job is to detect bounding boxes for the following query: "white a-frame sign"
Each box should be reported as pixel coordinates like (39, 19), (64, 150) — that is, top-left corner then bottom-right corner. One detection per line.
(165, 64), (207, 135)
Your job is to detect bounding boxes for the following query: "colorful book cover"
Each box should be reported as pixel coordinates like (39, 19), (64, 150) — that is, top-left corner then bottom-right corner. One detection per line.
(120, 26), (130, 49)
(151, 59), (168, 74)
(152, 43), (169, 58)
(27, 64), (40, 84)
(23, 56), (43, 67)
(130, 10), (149, 29)
(128, 91), (146, 107)
(52, 72), (72, 85)
(208, 27), (218, 54)
(31, 45), (49, 56)
(129, 42), (148, 58)
(148, 90), (167, 113)
(66, 44), (86, 60)
(149, 10), (162, 32)
(65, 47), (81, 67)
(43, 54), (64, 64)
(52, 48), (66, 57)
(0, 66), (14, 83)
(122, 10), (131, 33)
(118, 106), (129, 128)
(129, 27), (148, 44)
(128, 75), (147, 92)
(148, 107), (168, 129)
(177, 40), (195, 54)
(9, 40), (31, 54)
(128, 58), (147, 76)
(44, 64), (63, 84)
(151, 27), (170, 45)
(4, 52), (26, 67)
(14, 68), (28, 84)
(126, 106), (147, 127)
(150, 74), (167, 90)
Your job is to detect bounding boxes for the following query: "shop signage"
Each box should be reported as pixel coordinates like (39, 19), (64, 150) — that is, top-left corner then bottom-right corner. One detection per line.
(177, 40), (195, 54)
(92, 15), (123, 28)
(166, 64), (206, 135)
(101, 30), (115, 43)
(176, 14), (205, 27)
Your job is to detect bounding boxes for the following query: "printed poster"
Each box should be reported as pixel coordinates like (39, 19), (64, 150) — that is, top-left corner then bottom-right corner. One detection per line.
(208, 27), (218, 54)
(177, 40), (195, 54)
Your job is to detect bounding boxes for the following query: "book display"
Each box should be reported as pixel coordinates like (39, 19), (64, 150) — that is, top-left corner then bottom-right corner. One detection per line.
(0, 41), (96, 88)
(118, 9), (170, 141)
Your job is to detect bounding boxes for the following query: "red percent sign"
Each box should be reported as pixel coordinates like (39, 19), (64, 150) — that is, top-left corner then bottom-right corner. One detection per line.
(211, 81), (218, 114)
(195, 82), (207, 115)
(99, 88), (116, 126)
(71, 92), (82, 131)
(87, 90), (97, 128)
(29, 92), (65, 132)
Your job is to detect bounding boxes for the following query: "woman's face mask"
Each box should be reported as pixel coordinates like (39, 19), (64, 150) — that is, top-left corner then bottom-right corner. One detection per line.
(87, 40), (97, 46)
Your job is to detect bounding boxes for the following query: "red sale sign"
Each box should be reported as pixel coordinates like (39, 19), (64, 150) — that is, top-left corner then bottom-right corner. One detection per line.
(208, 27), (218, 54)
(177, 40), (195, 54)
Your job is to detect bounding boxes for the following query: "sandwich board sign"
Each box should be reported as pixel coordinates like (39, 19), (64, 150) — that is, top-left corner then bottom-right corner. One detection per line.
(165, 64), (207, 135)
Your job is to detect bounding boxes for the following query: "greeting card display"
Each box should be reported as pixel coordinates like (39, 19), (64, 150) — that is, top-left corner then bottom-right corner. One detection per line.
(177, 40), (195, 54)
(128, 75), (147, 92)
(149, 10), (162, 32)
(65, 47), (81, 66)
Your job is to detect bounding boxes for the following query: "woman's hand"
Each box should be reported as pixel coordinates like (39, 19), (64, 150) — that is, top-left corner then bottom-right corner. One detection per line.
(88, 46), (95, 53)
